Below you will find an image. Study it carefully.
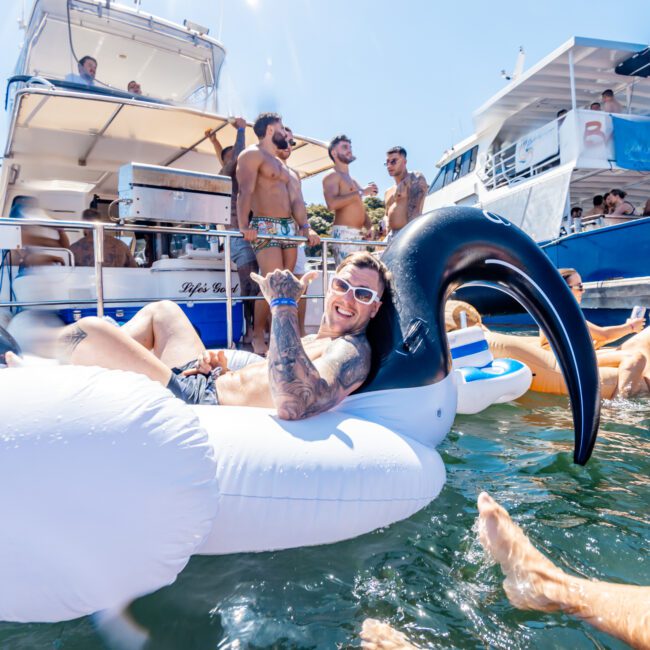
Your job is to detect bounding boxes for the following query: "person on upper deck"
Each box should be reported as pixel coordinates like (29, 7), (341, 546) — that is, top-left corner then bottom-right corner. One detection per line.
(601, 89), (623, 114)
(590, 101), (601, 111)
(69, 209), (137, 268)
(127, 80), (142, 95)
(64, 56), (97, 87)
(604, 189), (637, 225)
(383, 146), (428, 239)
(322, 135), (377, 266)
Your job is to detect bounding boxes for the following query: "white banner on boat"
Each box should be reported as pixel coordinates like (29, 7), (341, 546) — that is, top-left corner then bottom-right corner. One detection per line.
(515, 121), (559, 173)
(575, 110), (615, 167)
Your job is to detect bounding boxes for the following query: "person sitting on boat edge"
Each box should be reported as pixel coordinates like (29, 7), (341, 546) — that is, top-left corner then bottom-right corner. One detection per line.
(64, 55), (97, 87)
(7, 252), (389, 421)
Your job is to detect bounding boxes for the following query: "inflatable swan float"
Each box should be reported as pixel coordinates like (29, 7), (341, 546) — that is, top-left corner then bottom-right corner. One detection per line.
(0, 207), (600, 622)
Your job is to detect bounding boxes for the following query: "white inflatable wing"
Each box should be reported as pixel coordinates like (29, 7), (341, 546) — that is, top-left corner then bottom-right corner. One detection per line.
(196, 402), (447, 556)
(0, 367), (218, 623)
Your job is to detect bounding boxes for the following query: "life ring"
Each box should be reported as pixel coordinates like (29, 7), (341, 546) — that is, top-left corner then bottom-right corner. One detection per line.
(0, 207), (600, 622)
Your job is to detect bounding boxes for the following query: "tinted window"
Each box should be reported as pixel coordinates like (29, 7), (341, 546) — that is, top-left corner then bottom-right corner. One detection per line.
(468, 146), (478, 172)
(460, 150), (472, 177)
(443, 161), (456, 186)
(429, 168), (445, 193)
(452, 157), (462, 181)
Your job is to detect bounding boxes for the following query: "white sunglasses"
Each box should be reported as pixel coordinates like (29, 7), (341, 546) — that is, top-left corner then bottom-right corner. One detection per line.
(329, 276), (380, 305)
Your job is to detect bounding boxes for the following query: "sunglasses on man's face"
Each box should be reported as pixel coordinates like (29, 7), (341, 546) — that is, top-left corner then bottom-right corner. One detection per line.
(384, 158), (399, 166)
(569, 283), (584, 291)
(329, 276), (380, 305)
(288, 139), (297, 146)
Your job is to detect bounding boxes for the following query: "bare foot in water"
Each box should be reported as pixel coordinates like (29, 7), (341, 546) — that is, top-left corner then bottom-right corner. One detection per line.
(360, 618), (419, 650)
(477, 491), (569, 612)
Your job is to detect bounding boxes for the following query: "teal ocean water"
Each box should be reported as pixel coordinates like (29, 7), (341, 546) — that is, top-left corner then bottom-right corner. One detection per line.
(1, 393), (648, 649)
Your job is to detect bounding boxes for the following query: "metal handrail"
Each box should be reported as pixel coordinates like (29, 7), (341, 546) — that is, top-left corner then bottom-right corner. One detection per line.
(0, 217), (387, 348)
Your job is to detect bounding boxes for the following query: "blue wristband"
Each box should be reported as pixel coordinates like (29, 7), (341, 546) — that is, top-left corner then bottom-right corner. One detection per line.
(270, 297), (298, 309)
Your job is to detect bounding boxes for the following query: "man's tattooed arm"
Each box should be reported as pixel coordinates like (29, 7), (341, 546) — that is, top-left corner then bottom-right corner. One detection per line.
(267, 308), (371, 420)
(406, 172), (429, 222)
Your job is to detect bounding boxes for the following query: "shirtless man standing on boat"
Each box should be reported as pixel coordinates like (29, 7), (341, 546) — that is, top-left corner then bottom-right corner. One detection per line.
(237, 112), (319, 354)
(383, 146), (428, 239)
(323, 135), (377, 266)
(7, 252), (388, 421)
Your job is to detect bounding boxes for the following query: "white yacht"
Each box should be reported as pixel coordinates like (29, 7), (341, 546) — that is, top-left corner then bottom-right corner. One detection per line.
(0, 0), (332, 344)
(424, 37), (650, 323)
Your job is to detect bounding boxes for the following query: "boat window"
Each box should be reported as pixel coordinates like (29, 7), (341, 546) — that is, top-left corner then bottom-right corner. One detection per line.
(429, 168), (446, 194)
(18, 5), (224, 111)
(452, 157), (463, 182)
(469, 146), (478, 173)
(443, 161), (456, 186)
(459, 150), (471, 177)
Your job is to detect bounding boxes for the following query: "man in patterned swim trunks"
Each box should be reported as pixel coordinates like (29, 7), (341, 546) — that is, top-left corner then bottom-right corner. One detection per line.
(236, 113), (319, 354)
(322, 134), (378, 266)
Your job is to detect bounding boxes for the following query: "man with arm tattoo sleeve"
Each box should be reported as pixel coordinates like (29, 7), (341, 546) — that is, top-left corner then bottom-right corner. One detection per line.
(7, 252), (389, 420)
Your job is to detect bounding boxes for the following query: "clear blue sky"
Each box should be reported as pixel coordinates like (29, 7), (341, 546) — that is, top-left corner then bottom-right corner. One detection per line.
(1, 0), (648, 203)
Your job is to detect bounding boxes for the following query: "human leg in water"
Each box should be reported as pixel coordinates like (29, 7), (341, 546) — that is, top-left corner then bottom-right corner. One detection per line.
(477, 492), (650, 648)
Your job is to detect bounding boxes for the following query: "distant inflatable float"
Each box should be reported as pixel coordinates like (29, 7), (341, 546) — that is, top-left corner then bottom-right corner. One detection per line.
(0, 207), (600, 623)
(486, 330), (620, 399)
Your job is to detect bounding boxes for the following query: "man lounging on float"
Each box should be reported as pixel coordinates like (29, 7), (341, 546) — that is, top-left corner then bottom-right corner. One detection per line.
(7, 252), (389, 420)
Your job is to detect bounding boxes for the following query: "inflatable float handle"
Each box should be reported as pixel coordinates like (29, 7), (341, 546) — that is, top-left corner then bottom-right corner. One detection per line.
(359, 207), (600, 465)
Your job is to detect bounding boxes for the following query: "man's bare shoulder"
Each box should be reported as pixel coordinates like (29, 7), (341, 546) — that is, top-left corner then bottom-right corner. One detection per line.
(238, 146), (263, 162)
(407, 170), (428, 186)
(286, 165), (301, 183)
(323, 169), (343, 185)
(322, 333), (372, 388)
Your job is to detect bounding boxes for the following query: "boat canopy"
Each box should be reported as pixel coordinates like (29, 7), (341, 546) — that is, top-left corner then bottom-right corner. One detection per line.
(4, 88), (332, 204)
(15, 0), (224, 112)
(474, 37), (650, 144)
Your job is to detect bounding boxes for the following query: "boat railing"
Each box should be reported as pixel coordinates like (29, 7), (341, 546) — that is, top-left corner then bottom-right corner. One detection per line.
(0, 218), (387, 347)
(570, 214), (605, 232)
(482, 145), (561, 191)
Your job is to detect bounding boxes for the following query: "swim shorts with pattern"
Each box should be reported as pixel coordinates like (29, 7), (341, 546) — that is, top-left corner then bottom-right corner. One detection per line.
(249, 216), (297, 252)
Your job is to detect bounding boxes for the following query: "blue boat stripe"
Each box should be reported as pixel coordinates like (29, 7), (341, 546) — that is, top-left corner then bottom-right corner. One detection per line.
(450, 339), (489, 359)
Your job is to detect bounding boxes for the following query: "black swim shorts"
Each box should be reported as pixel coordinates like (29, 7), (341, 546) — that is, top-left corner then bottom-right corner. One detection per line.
(167, 360), (220, 405)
